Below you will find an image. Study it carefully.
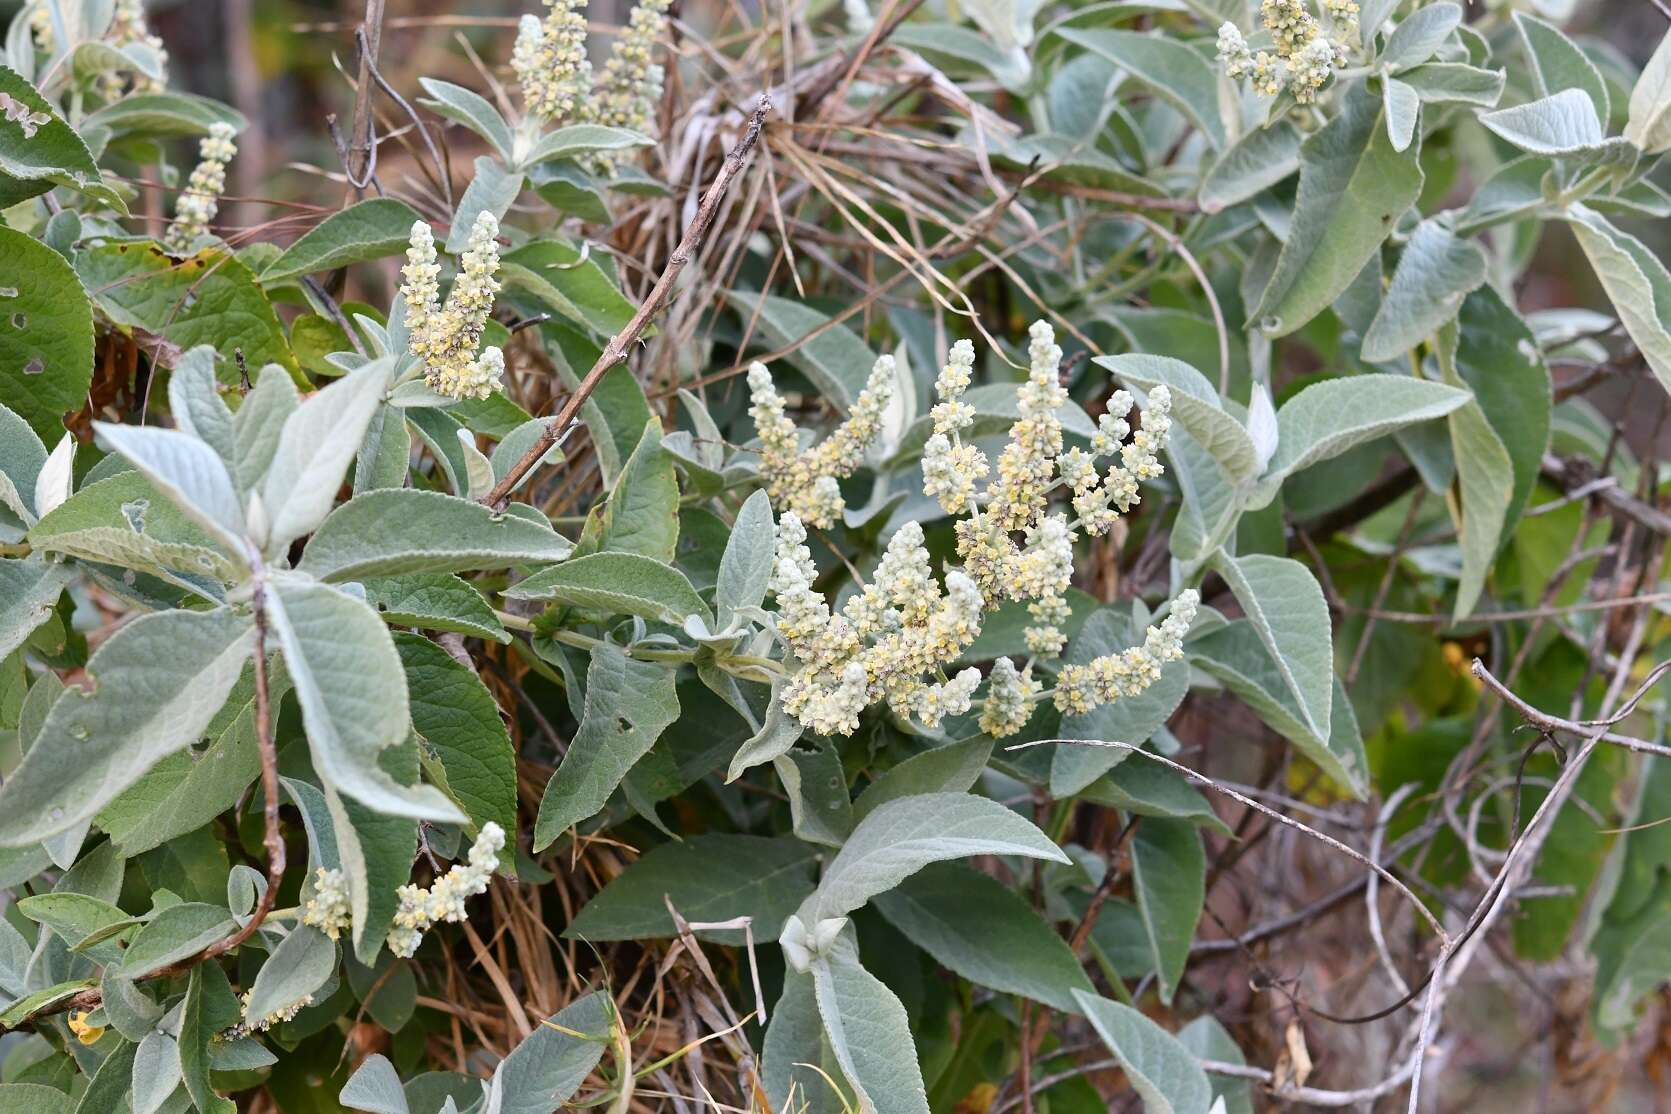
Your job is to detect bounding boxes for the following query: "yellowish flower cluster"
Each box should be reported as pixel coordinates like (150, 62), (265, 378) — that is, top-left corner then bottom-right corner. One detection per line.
(66, 1010), (105, 1046)
(163, 123), (236, 255)
(512, 0), (592, 123)
(1054, 593), (1199, 715)
(771, 515), (983, 734)
(300, 867), (354, 940)
(401, 214), (506, 400)
(979, 656), (1039, 737)
(591, 0), (673, 134)
(749, 355), (895, 529)
(1216, 0), (1349, 104)
(757, 322), (1195, 739)
(101, 0), (168, 98)
(387, 823), (506, 958)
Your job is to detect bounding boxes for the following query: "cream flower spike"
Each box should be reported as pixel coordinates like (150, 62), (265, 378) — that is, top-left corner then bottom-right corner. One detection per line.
(590, 0), (672, 134)
(163, 123), (236, 255)
(749, 355), (895, 529)
(388, 822), (506, 958)
(513, 0), (592, 123)
(400, 213), (506, 400)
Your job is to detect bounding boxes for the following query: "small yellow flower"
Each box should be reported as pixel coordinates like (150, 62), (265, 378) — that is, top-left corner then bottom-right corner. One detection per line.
(67, 1010), (105, 1046)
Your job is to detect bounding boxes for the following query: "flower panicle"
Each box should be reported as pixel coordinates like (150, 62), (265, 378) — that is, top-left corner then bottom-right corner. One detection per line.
(748, 354), (895, 529)
(1216, 0), (1353, 104)
(400, 213), (506, 400)
(162, 122), (236, 255)
(514, 0), (592, 123)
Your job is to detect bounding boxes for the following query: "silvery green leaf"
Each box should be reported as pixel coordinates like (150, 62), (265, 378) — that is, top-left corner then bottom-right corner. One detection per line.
(1072, 991), (1214, 1114)
(491, 418), (562, 493)
(132, 1031), (182, 1114)
(0, 404), (47, 520)
(455, 428), (495, 502)
(33, 432), (73, 520)
(340, 1054), (409, 1114)
(1566, 205), (1671, 394)
(244, 924), (335, 1025)
(1178, 1017), (1253, 1114)
(810, 951), (930, 1114)
(299, 488), (572, 582)
(1379, 2), (1460, 72)
(167, 345), (236, 469)
(0, 606), (253, 845)
(1626, 27), (1671, 153)
(851, 736), (992, 823)
(1480, 89), (1638, 166)
(491, 991), (612, 1114)
(1253, 82), (1424, 338)
(122, 902), (236, 978)
(267, 575), (463, 822)
(891, 23), (1030, 90)
(763, 969), (847, 1114)
(262, 357), (393, 552)
(1246, 384), (1277, 472)
(1514, 11), (1609, 125)
(1211, 552), (1332, 744)
(716, 490), (775, 628)
(386, 379), (454, 408)
(93, 423), (246, 557)
(1052, 28), (1225, 148)
(1448, 397), (1513, 621)
(1253, 373), (1470, 493)
(725, 680), (802, 781)
(1361, 219), (1487, 361)
(233, 363), (300, 494)
(1130, 818), (1204, 1004)
(522, 123), (651, 168)
(446, 156), (521, 253)
(1383, 76), (1419, 151)
(417, 78), (513, 162)
(506, 551), (710, 626)
(532, 643), (679, 848)
(1397, 62), (1504, 106)
(725, 291), (872, 410)
(0, 556), (69, 661)
(807, 793), (1068, 921)
(873, 862), (1093, 1012)
(1097, 354), (1259, 484)
(1168, 427), (1241, 566)
(776, 745), (853, 848)
(1198, 122), (1301, 213)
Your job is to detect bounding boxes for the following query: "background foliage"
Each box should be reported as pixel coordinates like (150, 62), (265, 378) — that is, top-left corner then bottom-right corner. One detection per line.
(2, 0), (1671, 1111)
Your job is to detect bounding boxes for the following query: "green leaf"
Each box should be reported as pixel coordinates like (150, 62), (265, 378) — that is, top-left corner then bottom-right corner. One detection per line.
(0, 226), (93, 441)
(1072, 991), (1214, 1114)
(74, 243), (299, 380)
(533, 643), (680, 848)
(567, 834), (817, 943)
(299, 488), (572, 582)
(0, 557), (70, 661)
(811, 951), (930, 1114)
(851, 736), (993, 823)
(396, 633), (517, 837)
(1397, 62), (1505, 106)
(179, 963), (237, 1114)
(1514, 11), (1609, 126)
(132, 1032), (183, 1114)
(523, 123), (653, 166)
(267, 576), (462, 822)
(244, 924), (337, 1024)
(1212, 552), (1332, 742)
(1190, 623), (1368, 796)
(0, 64), (121, 208)
(1255, 373), (1470, 492)
(1361, 218), (1487, 361)
(501, 239), (638, 336)
(1083, 758), (1225, 829)
(1053, 607), (1190, 796)
(491, 991), (613, 1113)
(1052, 29), (1225, 148)
(260, 199), (425, 284)
(1379, 2), (1460, 71)
(339, 1054), (409, 1114)
(587, 418), (680, 561)
(1096, 354), (1256, 483)
(365, 573), (509, 642)
(0, 1084), (73, 1114)
(1479, 90), (1637, 166)
(891, 24), (1030, 89)
(873, 862), (1093, 1012)
(1383, 76), (1420, 152)
(81, 92), (245, 139)
(331, 779), (421, 965)
(447, 156), (521, 253)
(1253, 82), (1423, 338)
(1452, 286), (1550, 546)
(0, 606), (253, 845)
(1198, 122), (1301, 213)
(1626, 26), (1671, 153)
(1446, 396), (1513, 620)
(0, 981), (96, 1029)
(764, 969), (847, 1114)
(233, 363), (299, 494)
(1129, 818), (1205, 1005)
(169, 345), (236, 470)
(726, 291), (874, 410)
(96, 662), (287, 854)
(716, 490), (775, 626)
(1566, 205), (1671, 395)
(506, 551), (710, 626)
(122, 902), (234, 978)
(417, 79), (514, 162)
(15, 891), (130, 960)
(92, 422), (247, 557)
(1178, 1017), (1254, 1114)
(808, 793), (1068, 920)
(261, 358), (393, 550)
